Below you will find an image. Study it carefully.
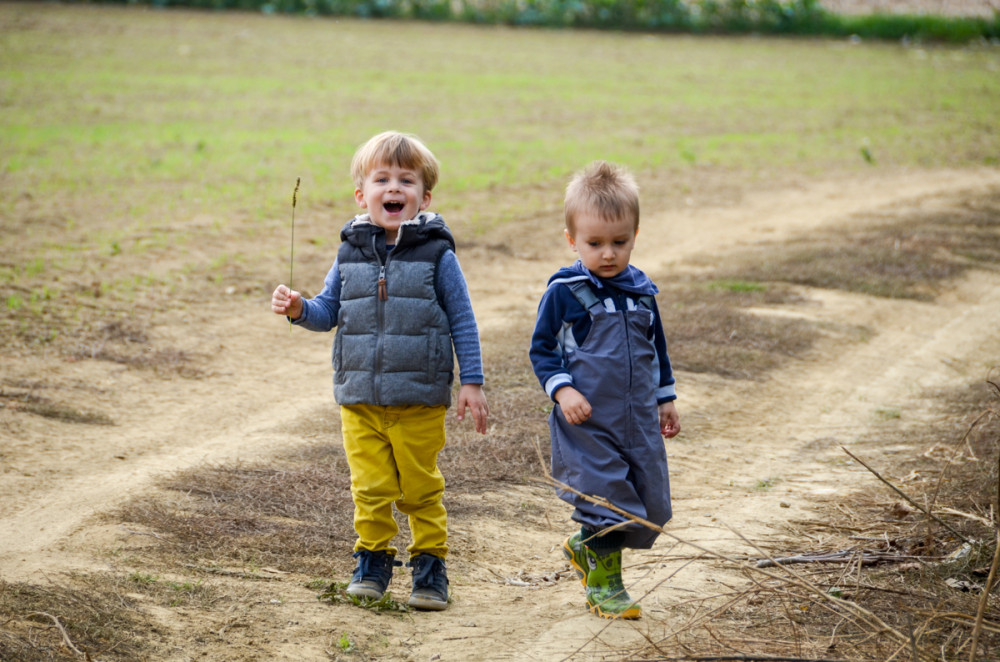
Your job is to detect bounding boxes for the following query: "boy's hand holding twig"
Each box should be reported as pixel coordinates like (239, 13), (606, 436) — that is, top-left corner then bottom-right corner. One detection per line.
(659, 401), (680, 438)
(555, 386), (592, 425)
(457, 383), (489, 434)
(271, 284), (303, 320)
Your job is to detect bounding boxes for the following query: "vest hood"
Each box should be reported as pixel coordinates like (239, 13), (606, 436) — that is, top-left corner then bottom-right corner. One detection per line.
(340, 212), (456, 252)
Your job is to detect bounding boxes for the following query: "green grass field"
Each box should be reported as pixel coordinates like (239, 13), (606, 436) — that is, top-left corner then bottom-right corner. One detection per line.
(3, 4), (998, 232)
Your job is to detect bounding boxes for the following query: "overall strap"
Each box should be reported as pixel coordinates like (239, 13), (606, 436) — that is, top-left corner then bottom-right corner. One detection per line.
(566, 280), (605, 315)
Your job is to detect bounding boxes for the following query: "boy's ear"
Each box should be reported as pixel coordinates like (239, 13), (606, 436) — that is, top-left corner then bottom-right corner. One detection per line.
(564, 228), (578, 252)
(354, 187), (367, 209)
(420, 189), (432, 211)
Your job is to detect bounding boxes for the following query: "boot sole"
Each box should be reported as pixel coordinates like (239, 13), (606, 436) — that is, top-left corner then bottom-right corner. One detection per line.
(589, 602), (642, 620)
(346, 583), (385, 600)
(408, 594), (448, 611)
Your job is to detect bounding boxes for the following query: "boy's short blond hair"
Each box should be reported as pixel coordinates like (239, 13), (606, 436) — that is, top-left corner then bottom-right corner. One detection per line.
(351, 131), (439, 192)
(564, 160), (640, 235)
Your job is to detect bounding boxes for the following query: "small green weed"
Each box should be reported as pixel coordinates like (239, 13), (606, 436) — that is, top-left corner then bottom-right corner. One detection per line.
(707, 280), (768, 294)
(753, 478), (777, 492)
(129, 572), (159, 585)
(318, 582), (409, 614)
(875, 408), (901, 421)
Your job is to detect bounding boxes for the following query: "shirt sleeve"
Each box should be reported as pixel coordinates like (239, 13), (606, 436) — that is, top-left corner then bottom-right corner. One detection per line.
(436, 251), (484, 385)
(293, 260), (341, 332)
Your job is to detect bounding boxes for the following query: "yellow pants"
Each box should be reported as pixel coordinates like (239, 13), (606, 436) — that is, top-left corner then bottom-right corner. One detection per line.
(340, 404), (449, 558)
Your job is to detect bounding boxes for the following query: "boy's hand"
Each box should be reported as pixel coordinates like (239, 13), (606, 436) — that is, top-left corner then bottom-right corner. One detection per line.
(659, 401), (680, 438)
(555, 386), (591, 425)
(457, 383), (489, 434)
(271, 284), (303, 320)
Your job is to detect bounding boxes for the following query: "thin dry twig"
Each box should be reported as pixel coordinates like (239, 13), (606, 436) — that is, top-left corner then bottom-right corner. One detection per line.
(842, 446), (972, 546)
(968, 533), (1000, 660)
(26, 611), (88, 658)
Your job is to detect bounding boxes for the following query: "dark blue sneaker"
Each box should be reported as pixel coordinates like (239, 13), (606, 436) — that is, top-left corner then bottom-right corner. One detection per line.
(346, 550), (399, 600)
(407, 554), (449, 611)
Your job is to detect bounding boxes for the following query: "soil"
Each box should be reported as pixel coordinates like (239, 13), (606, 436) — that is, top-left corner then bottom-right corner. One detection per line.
(2, 167), (1000, 660)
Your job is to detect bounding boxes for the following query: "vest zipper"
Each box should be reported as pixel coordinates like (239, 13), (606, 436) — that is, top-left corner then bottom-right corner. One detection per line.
(373, 233), (386, 402)
(372, 225), (403, 403)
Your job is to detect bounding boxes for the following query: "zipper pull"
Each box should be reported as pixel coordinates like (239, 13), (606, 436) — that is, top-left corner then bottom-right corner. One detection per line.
(378, 265), (387, 301)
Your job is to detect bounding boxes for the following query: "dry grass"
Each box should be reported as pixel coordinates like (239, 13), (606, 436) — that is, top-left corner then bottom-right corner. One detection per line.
(72, 320), (205, 379)
(0, 575), (157, 661)
(663, 281), (820, 379)
(115, 457), (357, 576)
(0, 388), (114, 426)
(719, 189), (1000, 301)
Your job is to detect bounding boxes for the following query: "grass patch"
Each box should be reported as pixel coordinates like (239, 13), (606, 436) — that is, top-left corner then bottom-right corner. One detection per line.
(114, 457), (357, 575)
(0, 576), (157, 661)
(0, 389), (114, 425)
(663, 281), (820, 379)
(718, 187), (1000, 300)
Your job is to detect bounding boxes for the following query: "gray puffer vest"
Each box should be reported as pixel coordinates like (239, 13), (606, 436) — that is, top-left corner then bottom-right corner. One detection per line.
(333, 212), (456, 407)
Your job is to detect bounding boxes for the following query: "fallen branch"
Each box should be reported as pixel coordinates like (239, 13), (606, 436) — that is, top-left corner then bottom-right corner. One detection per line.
(756, 550), (935, 568)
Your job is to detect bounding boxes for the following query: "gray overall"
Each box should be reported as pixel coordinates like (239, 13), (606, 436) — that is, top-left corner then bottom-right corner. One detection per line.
(550, 281), (671, 549)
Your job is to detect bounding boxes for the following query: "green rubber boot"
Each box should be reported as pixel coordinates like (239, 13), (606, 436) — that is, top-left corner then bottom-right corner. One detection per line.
(583, 545), (642, 620)
(562, 532), (589, 588)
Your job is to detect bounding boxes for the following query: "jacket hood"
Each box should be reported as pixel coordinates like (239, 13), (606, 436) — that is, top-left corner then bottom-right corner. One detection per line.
(548, 260), (659, 297)
(340, 212), (455, 252)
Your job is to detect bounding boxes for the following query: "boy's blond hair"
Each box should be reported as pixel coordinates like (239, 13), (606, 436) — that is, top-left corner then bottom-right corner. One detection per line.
(564, 160), (640, 235)
(351, 131), (439, 192)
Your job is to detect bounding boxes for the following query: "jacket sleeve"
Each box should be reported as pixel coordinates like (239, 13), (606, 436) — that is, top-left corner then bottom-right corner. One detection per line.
(649, 298), (677, 403)
(529, 284), (579, 401)
(293, 260), (341, 332)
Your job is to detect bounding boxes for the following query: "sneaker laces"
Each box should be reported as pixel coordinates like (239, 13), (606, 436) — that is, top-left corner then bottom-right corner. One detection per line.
(408, 554), (448, 593)
(353, 550), (400, 586)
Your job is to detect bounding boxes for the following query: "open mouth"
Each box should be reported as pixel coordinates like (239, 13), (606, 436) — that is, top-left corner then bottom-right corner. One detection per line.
(383, 202), (405, 214)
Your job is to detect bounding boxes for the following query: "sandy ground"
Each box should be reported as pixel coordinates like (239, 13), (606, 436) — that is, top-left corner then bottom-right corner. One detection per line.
(2, 167), (1000, 660)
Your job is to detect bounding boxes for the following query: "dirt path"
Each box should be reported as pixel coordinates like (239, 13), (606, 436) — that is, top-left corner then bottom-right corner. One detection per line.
(2, 167), (1000, 660)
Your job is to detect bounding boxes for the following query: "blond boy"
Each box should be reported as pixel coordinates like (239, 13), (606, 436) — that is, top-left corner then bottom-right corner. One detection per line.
(272, 131), (488, 610)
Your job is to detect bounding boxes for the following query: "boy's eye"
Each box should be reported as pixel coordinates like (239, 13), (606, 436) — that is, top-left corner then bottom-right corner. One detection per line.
(587, 242), (601, 247)
(614, 240), (628, 245)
